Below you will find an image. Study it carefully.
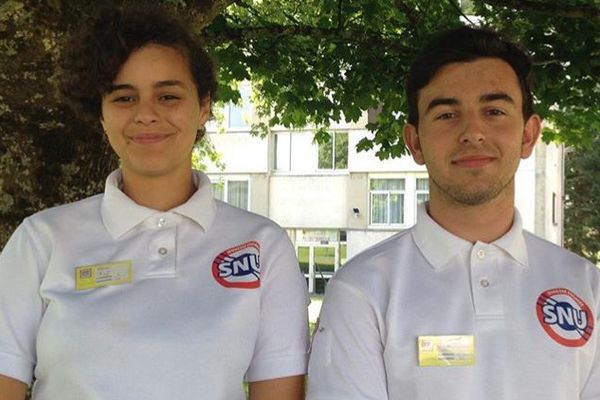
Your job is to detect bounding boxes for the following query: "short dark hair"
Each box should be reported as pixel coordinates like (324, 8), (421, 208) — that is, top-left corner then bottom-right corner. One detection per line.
(58, 7), (217, 120)
(406, 26), (534, 126)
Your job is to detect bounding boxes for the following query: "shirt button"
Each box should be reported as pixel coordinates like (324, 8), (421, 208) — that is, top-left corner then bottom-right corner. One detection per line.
(480, 278), (490, 288)
(157, 217), (167, 228)
(158, 247), (168, 256)
(476, 249), (486, 259)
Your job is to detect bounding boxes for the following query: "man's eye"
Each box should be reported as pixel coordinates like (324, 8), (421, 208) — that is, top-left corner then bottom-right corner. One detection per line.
(487, 109), (505, 116)
(435, 112), (455, 120)
(112, 96), (134, 103)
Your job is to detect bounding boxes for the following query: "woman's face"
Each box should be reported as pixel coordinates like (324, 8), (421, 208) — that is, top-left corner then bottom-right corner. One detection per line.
(100, 44), (210, 181)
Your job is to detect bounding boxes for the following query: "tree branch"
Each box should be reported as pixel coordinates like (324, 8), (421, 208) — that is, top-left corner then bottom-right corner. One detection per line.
(447, 0), (475, 25)
(282, 10), (300, 25)
(394, 0), (421, 30)
(200, 24), (413, 55)
(188, 0), (238, 29)
(232, 1), (272, 25)
(482, 0), (600, 22)
(337, 0), (344, 32)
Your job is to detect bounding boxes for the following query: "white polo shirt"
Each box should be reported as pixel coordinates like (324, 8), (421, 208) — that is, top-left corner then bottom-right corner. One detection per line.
(0, 169), (309, 400)
(307, 204), (600, 400)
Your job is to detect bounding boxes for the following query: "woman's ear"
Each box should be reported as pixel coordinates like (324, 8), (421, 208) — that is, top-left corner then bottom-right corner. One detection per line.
(198, 96), (211, 129)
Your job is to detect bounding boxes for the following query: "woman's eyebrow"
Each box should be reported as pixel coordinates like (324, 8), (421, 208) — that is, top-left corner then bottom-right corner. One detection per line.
(107, 80), (185, 93)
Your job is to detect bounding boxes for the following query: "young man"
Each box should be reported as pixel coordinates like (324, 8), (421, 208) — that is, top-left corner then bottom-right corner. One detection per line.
(307, 27), (600, 399)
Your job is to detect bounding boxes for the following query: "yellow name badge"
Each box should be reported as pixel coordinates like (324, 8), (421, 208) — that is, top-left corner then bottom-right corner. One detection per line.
(75, 260), (132, 291)
(418, 335), (475, 367)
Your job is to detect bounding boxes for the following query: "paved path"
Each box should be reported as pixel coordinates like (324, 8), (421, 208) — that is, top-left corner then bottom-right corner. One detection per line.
(309, 296), (323, 323)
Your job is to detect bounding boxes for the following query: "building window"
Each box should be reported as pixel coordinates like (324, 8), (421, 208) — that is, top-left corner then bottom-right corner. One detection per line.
(370, 179), (405, 225)
(416, 178), (429, 205)
(227, 84), (252, 130)
(274, 132), (292, 171)
(212, 180), (249, 210)
(318, 132), (348, 170)
(415, 177), (430, 221)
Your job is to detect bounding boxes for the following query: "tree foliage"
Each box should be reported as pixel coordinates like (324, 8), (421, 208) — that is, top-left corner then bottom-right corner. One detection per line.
(1, 0), (600, 248)
(565, 139), (600, 265)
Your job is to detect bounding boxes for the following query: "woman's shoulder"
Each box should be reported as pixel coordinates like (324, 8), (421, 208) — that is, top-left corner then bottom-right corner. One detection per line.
(212, 200), (291, 244)
(25, 193), (104, 228)
(214, 200), (281, 228)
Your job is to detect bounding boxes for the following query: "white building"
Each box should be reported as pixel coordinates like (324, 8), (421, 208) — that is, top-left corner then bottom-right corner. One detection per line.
(204, 85), (565, 293)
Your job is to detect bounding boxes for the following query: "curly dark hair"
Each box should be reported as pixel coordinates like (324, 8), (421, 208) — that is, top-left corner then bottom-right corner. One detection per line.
(58, 7), (217, 120)
(406, 26), (534, 127)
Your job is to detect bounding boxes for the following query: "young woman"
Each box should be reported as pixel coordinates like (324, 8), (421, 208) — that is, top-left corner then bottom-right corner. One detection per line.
(0, 8), (308, 400)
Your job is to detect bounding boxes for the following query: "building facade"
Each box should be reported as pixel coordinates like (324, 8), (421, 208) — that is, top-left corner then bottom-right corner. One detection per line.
(204, 86), (564, 293)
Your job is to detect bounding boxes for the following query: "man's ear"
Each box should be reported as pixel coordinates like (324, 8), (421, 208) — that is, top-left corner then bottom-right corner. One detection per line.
(521, 114), (541, 159)
(403, 123), (426, 165)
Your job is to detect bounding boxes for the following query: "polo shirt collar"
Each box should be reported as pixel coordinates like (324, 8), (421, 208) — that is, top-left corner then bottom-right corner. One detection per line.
(412, 203), (472, 270)
(492, 210), (529, 267)
(172, 170), (216, 230)
(101, 169), (216, 238)
(412, 203), (529, 270)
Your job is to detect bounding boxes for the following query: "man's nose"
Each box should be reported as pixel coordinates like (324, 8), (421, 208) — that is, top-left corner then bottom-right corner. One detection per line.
(458, 113), (485, 144)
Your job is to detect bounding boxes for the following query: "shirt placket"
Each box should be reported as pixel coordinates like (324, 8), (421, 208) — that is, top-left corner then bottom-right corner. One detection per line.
(145, 214), (177, 278)
(470, 243), (504, 317)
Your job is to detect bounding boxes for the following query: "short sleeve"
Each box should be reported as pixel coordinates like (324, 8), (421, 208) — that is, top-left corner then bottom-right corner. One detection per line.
(581, 294), (600, 399)
(307, 279), (388, 400)
(0, 219), (46, 384)
(245, 228), (310, 382)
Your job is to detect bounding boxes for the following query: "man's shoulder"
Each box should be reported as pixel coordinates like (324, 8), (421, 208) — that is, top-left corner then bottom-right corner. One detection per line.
(524, 231), (599, 273)
(524, 232), (600, 327)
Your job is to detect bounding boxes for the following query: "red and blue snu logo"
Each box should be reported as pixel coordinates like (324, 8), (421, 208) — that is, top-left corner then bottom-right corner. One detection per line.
(212, 241), (260, 289)
(536, 288), (594, 347)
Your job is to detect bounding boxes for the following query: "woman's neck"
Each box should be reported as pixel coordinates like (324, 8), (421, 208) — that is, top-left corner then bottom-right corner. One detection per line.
(120, 168), (196, 211)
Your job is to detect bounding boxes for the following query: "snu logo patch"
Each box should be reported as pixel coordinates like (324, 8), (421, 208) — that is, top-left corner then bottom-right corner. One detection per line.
(212, 241), (260, 289)
(536, 288), (594, 347)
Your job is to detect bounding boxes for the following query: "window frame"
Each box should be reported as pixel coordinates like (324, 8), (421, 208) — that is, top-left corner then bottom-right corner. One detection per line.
(226, 83), (252, 131)
(368, 176), (430, 228)
(414, 177), (430, 219)
(368, 178), (406, 226)
(317, 131), (348, 171)
(211, 179), (251, 210)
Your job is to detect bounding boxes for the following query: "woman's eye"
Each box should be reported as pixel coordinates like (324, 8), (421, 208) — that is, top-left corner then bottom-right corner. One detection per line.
(160, 95), (180, 102)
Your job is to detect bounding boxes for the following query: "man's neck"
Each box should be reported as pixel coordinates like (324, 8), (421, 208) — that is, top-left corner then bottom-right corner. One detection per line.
(120, 169), (196, 211)
(427, 191), (516, 244)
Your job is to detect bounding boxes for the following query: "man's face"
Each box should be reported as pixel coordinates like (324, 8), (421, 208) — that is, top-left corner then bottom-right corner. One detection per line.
(404, 57), (540, 207)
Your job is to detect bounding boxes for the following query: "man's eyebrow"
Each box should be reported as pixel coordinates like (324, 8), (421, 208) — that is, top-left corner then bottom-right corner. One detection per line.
(480, 92), (515, 104)
(107, 80), (185, 93)
(424, 92), (516, 114)
(154, 80), (185, 89)
(425, 97), (459, 114)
